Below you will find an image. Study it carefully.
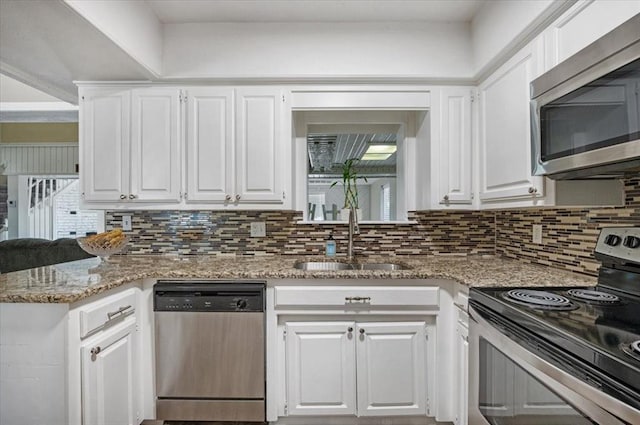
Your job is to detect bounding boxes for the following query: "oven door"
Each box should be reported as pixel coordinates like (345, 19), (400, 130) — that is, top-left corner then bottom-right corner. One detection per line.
(469, 305), (640, 425)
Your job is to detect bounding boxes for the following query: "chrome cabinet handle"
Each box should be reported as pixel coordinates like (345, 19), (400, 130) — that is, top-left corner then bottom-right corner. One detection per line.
(348, 327), (353, 333)
(345, 296), (371, 302)
(107, 305), (132, 320)
(528, 187), (538, 194)
(120, 194), (126, 200)
(90, 346), (101, 356)
(225, 194), (232, 201)
(129, 194), (137, 199)
(359, 328), (365, 335)
(235, 194), (241, 201)
(443, 195), (449, 201)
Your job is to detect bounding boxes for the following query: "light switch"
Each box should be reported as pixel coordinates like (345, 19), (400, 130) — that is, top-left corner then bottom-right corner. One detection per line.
(250, 222), (266, 237)
(532, 224), (542, 244)
(122, 215), (132, 231)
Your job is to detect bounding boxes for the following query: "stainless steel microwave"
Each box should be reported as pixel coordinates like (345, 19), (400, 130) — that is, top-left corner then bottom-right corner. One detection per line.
(530, 14), (640, 179)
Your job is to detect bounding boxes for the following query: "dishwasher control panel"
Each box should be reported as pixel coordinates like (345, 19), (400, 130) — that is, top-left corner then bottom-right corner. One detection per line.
(153, 281), (264, 312)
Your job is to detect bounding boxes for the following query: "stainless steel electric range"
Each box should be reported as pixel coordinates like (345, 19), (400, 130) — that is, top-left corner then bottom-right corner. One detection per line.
(469, 227), (640, 425)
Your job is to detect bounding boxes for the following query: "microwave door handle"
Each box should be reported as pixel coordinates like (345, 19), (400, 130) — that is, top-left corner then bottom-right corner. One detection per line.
(530, 98), (545, 176)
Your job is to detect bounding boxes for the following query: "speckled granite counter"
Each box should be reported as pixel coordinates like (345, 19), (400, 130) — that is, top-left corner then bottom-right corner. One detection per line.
(0, 254), (597, 303)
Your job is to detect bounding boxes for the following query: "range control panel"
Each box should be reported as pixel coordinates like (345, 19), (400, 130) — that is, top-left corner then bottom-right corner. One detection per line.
(596, 227), (640, 265)
(153, 281), (265, 312)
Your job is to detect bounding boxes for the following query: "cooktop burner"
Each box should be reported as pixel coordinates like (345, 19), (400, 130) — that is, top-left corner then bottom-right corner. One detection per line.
(502, 289), (577, 311)
(566, 288), (622, 305)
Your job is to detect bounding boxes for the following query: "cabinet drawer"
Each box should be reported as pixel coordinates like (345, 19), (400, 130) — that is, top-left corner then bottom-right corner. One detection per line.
(79, 289), (137, 338)
(274, 286), (438, 309)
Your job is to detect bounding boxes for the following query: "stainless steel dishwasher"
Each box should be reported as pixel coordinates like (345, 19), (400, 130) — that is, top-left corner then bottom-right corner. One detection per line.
(154, 280), (265, 422)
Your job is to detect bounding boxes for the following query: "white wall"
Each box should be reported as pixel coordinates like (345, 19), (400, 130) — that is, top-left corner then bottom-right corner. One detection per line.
(163, 22), (473, 79)
(7, 175), (18, 239)
(64, 0), (163, 76)
(0, 144), (79, 175)
(0, 75), (61, 102)
(471, 0), (556, 76)
(0, 303), (69, 425)
(368, 177), (396, 221)
(52, 180), (103, 239)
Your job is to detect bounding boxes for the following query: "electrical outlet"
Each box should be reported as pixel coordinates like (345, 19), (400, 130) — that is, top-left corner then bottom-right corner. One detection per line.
(250, 222), (266, 237)
(532, 224), (543, 244)
(122, 215), (132, 231)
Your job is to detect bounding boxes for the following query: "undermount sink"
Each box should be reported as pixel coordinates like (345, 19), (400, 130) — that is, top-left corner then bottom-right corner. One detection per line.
(293, 261), (411, 271)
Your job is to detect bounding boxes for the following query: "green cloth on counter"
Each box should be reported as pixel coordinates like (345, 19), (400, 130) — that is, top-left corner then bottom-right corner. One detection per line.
(0, 238), (94, 273)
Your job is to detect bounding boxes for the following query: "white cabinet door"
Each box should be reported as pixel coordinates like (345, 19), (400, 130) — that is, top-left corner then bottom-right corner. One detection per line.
(544, 0), (640, 69)
(235, 87), (285, 203)
(82, 319), (138, 425)
(356, 322), (427, 416)
(455, 314), (469, 425)
(478, 39), (545, 202)
(185, 88), (234, 203)
(285, 322), (356, 416)
(437, 87), (473, 205)
(80, 88), (130, 202)
(130, 88), (182, 202)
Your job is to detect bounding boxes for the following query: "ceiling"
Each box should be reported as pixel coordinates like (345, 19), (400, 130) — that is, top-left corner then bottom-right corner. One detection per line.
(147, 0), (485, 23)
(0, 0), (155, 104)
(307, 133), (397, 175)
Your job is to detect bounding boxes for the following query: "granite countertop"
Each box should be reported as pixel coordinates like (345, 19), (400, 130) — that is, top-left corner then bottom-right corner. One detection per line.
(0, 254), (597, 303)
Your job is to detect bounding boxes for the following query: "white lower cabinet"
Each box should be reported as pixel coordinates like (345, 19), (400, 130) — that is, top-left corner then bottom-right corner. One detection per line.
(356, 322), (427, 416)
(455, 310), (469, 425)
(285, 322), (356, 415)
(71, 287), (142, 425)
(285, 320), (428, 417)
(81, 318), (139, 425)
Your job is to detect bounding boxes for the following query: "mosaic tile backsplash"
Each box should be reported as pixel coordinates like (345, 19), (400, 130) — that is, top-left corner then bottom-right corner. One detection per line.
(106, 210), (496, 257)
(495, 177), (640, 276)
(106, 177), (639, 277)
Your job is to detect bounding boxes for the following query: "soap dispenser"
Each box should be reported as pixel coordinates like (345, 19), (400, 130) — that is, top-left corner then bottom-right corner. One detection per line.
(326, 232), (336, 257)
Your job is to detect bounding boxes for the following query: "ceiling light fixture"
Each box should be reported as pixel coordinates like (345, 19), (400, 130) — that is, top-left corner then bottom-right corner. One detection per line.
(361, 144), (396, 161)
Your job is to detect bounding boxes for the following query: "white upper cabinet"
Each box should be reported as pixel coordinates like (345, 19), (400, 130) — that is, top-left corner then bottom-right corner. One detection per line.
(184, 87), (286, 205)
(80, 87), (130, 202)
(235, 87), (285, 203)
(185, 88), (234, 203)
(130, 88), (182, 202)
(478, 38), (545, 203)
(434, 87), (473, 207)
(543, 0), (640, 70)
(80, 85), (289, 209)
(80, 86), (181, 204)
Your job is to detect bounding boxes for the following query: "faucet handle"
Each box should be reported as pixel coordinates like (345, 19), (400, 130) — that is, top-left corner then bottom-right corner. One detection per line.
(352, 246), (366, 255)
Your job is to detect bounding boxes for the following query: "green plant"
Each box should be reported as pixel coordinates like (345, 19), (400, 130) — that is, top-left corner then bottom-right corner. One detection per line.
(330, 158), (368, 209)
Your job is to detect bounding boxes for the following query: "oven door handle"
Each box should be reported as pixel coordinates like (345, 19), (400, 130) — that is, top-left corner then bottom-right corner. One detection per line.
(469, 305), (640, 425)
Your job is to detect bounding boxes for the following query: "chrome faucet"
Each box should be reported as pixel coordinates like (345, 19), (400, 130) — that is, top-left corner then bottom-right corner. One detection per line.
(347, 205), (360, 262)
